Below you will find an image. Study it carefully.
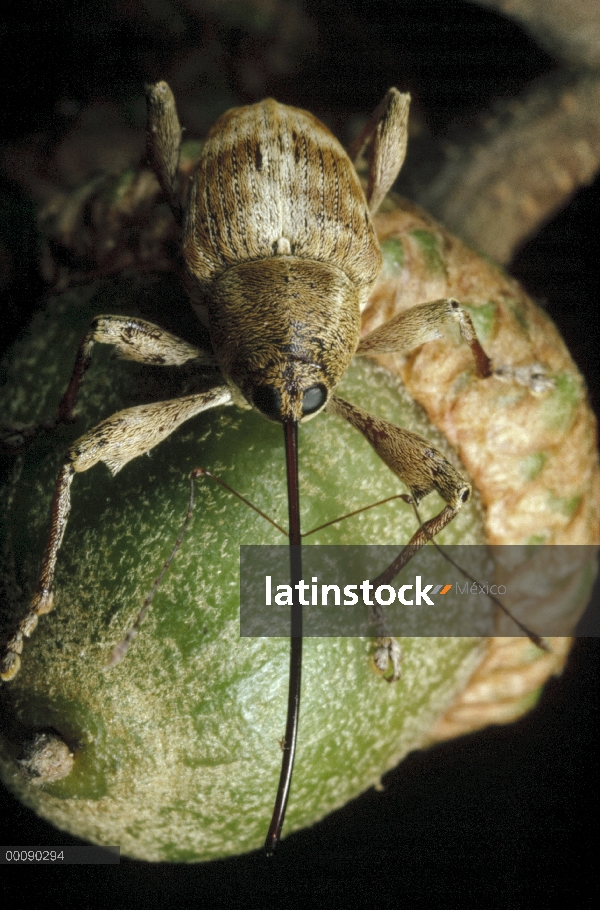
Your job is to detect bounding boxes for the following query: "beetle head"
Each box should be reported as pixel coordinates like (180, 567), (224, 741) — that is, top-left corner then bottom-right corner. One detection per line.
(208, 258), (361, 422)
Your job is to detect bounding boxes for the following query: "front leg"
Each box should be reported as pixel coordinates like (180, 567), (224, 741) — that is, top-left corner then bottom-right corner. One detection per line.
(57, 314), (213, 423)
(0, 385), (232, 682)
(358, 297), (553, 393)
(328, 396), (471, 513)
(357, 297), (492, 379)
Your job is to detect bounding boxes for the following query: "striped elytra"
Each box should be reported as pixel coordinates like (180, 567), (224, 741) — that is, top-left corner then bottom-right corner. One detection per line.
(183, 99), (382, 307)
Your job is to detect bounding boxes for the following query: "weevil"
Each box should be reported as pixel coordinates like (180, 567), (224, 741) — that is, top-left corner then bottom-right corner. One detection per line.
(1, 83), (534, 851)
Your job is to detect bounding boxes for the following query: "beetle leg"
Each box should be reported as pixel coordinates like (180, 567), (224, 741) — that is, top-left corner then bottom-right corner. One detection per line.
(0, 386), (232, 682)
(373, 635), (403, 683)
(328, 395), (471, 512)
(349, 88), (411, 215)
(357, 298), (556, 393)
(492, 362), (555, 394)
(57, 314), (214, 423)
(357, 297), (492, 378)
(327, 394), (471, 680)
(145, 81), (183, 222)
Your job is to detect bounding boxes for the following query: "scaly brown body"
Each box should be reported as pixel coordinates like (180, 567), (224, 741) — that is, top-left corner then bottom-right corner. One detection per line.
(184, 99), (382, 301)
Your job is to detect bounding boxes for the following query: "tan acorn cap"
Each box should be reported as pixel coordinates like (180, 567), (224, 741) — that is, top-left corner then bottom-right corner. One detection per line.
(366, 198), (600, 743)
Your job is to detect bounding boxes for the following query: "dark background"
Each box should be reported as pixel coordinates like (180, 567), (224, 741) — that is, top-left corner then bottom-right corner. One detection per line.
(0, 1), (598, 906)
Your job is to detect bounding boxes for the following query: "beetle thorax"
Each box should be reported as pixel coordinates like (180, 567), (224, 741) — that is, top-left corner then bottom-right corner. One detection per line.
(208, 257), (361, 422)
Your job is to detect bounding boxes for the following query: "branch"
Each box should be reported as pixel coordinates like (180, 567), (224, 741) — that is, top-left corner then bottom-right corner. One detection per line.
(416, 70), (600, 263)
(412, 0), (600, 262)
(472, 0), (600, 69)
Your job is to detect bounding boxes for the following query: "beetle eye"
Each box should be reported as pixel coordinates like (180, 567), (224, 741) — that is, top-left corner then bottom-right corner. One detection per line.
(253, 385), (283, 420)
(302, 384), (327, 416)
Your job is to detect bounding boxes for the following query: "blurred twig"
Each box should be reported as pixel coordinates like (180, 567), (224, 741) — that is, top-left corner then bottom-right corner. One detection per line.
(416, 0), (600, 262)
(417, 70), (600, 264)
(473, 0), (600, 69)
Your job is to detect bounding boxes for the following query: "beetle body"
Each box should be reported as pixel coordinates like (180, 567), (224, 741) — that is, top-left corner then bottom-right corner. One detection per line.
(184, 100), (381, 422)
